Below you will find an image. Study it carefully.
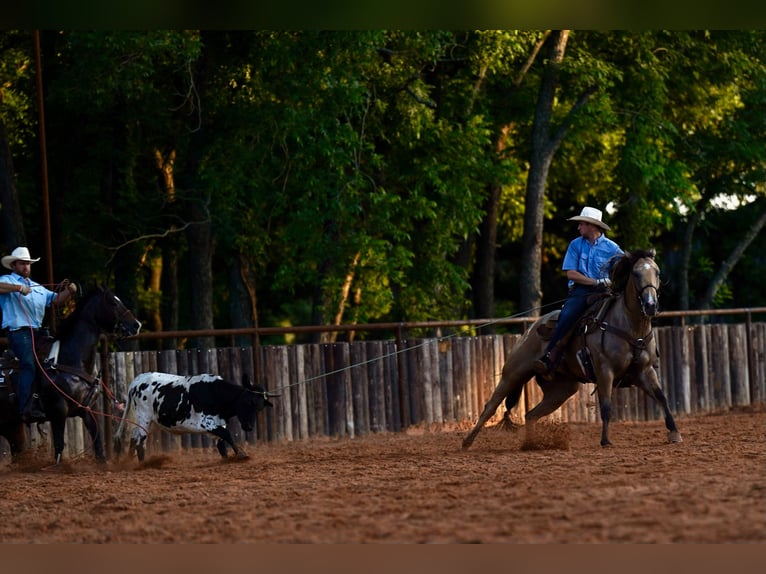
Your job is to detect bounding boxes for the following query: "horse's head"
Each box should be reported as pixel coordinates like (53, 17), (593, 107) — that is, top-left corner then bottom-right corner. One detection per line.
(632, 252), (660, 316)
(236, 373), (275, 432)
(610, 249), (660, 317)
(86, 286), (142, 338)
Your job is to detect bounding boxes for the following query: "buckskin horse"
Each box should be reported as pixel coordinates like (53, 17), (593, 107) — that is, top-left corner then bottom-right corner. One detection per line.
(0, 285), (141, 463)
(462, 249), (683, 449)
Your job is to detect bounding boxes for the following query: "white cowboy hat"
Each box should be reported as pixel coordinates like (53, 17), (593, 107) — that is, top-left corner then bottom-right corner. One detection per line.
(568, 206), (610, 230)
(2, 246), (41, 270)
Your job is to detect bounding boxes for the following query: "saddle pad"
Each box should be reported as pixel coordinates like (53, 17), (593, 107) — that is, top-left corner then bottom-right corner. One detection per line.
(536, 320), (556, 341)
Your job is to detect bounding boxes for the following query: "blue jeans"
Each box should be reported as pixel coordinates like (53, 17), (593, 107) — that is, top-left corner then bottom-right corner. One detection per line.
(544, 285), (597, 354)
(7, 328), (37, 414)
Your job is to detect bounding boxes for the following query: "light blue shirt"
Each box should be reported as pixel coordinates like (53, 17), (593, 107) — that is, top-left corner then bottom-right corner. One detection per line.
(562, 235), (623, 288)
(0, 273), (57, 330)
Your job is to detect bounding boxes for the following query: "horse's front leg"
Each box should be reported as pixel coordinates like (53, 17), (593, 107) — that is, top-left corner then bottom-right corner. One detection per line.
(595, 379), (614, 447)
(637, 368), (683, 443)
(49, 415), (67, 464)
(82, 412), (106, 462)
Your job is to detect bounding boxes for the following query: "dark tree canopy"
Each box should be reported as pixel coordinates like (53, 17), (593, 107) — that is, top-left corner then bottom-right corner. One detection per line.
(1, 30), (764, 346)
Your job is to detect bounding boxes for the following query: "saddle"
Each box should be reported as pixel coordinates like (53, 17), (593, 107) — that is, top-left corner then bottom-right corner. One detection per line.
(535, 291), (615, 342)
(535, 292), (618, 383)
(0, 332), (57, 389)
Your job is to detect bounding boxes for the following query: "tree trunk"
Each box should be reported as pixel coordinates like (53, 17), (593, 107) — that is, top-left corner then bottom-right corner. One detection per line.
(701, 200), (766, 311)
(230, 252), (257, 348)
(519, 30), (570, 318)
(186, 200), (215, 349)
(472, 181), (500, 328)
(679, 207), (702, 312)
(324, 250), (361, 343)
(467, 35), (548, 328)
(160, 242), (180, 349)
(181, 33), (215, 350)
(154, 148), (180, 349)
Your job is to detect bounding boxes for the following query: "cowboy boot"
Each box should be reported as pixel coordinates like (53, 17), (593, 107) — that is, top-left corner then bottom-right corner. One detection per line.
(21, 393), (47, 423)
(531, 339), (567, 381)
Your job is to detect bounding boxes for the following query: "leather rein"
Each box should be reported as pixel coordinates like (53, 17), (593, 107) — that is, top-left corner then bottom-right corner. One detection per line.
(593, 273), (659, 364)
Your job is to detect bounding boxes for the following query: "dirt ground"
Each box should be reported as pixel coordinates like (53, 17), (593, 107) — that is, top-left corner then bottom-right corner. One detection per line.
(0, 407), (764, 543)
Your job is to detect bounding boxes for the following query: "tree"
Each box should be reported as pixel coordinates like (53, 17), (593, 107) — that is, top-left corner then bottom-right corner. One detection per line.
(0, 31), (36, 252)
(519, 31), (598, 317)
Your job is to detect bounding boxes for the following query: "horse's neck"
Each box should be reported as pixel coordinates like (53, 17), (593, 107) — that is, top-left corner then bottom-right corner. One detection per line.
(56, 322), (99, 372)
(619, 283), (652, 335)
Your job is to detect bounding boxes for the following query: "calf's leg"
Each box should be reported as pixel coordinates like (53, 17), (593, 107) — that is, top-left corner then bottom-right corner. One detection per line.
(210, 427), (245, 458)
(216, 439), (228, 457)
(129, 428), (148, 462)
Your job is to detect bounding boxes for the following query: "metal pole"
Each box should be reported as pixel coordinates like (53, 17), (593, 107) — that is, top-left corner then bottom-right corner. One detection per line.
(34, 31), (54, 292)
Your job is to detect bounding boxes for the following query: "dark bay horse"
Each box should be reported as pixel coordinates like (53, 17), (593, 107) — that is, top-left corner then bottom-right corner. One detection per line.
(462, 249), (683, 449)
(0, 285), (141, 463)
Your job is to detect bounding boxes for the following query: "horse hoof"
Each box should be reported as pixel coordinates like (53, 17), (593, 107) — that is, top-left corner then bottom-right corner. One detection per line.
(668, 431), (683, 443)
(600, 441), (613, 448)
(499, 418), (521, 432)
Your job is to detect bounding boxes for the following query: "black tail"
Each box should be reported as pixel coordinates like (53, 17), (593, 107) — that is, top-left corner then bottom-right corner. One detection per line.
(504, 383), (524, 412)
(112, 395), (132, 457)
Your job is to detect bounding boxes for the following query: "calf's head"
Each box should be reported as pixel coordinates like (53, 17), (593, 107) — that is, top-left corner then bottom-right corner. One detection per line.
(236, 373), (275, 432)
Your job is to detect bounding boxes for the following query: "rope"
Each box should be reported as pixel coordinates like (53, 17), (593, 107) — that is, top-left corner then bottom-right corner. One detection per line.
(10, 284), (145, 461)
(269, 298), (569, 394)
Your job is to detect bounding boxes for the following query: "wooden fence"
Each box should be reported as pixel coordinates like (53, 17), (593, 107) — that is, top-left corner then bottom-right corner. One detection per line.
(11, 321), (766, 461)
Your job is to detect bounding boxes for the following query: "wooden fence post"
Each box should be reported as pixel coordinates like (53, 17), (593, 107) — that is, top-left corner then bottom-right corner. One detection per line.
(100, 321), (765, 455)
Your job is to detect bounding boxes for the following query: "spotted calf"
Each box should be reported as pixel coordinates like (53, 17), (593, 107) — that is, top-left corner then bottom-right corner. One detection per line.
(113, 372), (274, 461)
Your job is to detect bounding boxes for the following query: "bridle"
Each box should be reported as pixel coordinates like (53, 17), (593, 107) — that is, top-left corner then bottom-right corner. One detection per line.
(631, 261), (660, 317)
(88, 291), (138, 338)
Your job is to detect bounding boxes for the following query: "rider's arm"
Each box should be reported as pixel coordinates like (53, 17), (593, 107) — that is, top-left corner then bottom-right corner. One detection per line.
(566, 269), (599, 286)
(0, 282), (30, 295)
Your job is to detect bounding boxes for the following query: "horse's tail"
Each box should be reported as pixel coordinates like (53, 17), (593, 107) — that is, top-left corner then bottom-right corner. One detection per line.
(112, 392), (134, 458)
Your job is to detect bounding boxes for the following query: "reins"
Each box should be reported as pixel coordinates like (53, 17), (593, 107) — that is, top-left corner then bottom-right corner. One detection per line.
(594, 260), (659, 364)
(596, 321), (653, 363)
(13, 286), (133, 458)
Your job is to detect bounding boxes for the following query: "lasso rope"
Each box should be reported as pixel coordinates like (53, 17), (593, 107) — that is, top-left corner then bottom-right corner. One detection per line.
(270, 297), (570, 394)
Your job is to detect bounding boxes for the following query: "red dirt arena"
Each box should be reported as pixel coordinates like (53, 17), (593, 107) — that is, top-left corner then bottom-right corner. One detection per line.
(0, 407), (763, 543)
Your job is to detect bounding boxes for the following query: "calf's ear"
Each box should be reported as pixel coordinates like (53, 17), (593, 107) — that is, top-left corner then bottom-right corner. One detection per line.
(242, 373), (254, 389)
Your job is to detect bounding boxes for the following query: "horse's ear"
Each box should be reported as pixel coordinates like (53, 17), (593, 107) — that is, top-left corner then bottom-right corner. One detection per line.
(648, 248), (656, 259)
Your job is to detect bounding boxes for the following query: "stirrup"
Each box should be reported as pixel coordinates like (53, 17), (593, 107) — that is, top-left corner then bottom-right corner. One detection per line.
(531, 355), (551, 375)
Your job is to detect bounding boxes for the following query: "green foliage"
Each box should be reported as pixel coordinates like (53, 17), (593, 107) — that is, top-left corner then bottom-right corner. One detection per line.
(2, 29), (765, 336)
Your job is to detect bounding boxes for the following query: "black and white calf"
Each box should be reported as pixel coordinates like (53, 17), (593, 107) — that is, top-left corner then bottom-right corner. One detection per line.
(113, 372), (275, 462)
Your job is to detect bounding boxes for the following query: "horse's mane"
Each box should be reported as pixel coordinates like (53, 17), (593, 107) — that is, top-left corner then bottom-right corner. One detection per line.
(55, 285), (106, 341)
(608, 249), (656, 292)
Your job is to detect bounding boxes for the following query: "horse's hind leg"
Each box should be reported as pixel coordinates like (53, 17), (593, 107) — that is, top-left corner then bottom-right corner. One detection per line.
(82, 413), (106, 462)
(462, 367), (528, 449)
(524, 379), (579, 437)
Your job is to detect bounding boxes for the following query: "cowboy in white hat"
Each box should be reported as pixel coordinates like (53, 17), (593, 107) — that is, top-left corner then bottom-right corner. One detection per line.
(0, 246), (78, 422)
(531, 207), (623, 380)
